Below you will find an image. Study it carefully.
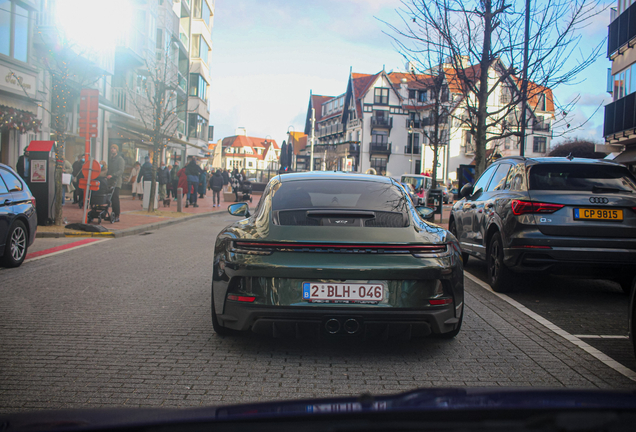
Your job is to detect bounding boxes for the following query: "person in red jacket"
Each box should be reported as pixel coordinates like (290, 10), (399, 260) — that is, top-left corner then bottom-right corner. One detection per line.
(177, 166), (188, 207)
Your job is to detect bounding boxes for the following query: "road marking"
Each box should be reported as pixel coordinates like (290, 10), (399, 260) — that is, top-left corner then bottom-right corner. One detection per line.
(574, 335), (629, 340)
(25, 238), (111, 263)
(465, 271), (636, 382)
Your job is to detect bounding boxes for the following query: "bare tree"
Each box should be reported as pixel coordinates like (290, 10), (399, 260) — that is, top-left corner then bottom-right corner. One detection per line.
(385, 0), (604, 177)
(125, 46), (187, 212)
(31, 35), (103, 225)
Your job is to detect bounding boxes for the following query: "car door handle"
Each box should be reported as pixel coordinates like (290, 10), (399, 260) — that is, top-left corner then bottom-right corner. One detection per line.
(486, 203), (494, 208)
(3, 199), (12, 206)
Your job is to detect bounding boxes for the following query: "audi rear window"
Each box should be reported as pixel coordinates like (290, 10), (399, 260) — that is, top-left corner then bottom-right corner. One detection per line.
(272, 179), (409, 213)
(529, 164), (636, 192)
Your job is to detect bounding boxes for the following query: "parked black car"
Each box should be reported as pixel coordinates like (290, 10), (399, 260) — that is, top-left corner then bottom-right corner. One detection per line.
(448, 157), (636, 293)
(0, 163), (37, 267)
(630, 276), (636, 358)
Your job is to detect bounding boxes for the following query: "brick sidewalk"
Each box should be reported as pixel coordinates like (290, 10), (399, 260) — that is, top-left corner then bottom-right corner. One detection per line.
(37, 187), (253, 237)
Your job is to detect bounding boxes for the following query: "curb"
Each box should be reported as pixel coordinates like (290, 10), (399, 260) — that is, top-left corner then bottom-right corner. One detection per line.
(36, 209), (228, 239)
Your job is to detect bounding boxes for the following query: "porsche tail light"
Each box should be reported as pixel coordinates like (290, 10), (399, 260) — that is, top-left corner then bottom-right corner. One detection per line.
(511, 200), (564, 216)
(31, 197), (36, 208)
(429, 298), (453, 305)
(227, 294), (256, 302)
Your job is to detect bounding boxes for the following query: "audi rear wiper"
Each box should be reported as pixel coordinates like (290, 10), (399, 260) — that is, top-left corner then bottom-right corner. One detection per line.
(591, 185), (632, 193)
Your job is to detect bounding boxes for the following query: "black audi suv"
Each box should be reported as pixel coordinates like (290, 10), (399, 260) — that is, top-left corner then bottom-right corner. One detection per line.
(449, 157), (636, 293)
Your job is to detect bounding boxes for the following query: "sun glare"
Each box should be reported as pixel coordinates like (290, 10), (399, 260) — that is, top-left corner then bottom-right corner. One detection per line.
(55, 0), (133, 53)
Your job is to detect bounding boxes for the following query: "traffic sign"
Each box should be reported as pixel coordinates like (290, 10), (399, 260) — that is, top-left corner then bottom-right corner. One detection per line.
(81, 159), (101, 180)
(78, 178), (99, 191)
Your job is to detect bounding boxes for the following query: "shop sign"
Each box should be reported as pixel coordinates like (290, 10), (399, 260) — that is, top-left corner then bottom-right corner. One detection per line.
(0, 64), (37, 98)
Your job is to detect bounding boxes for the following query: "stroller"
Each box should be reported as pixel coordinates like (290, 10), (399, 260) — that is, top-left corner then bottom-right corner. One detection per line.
(87, 177), (115, 224)
(240, 180), (253, 203)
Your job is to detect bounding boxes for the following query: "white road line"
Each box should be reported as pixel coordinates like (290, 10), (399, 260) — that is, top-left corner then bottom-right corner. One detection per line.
(574, 335), (629, 340)
(24, 239), (112, 263)
(465, 271), (636, 382)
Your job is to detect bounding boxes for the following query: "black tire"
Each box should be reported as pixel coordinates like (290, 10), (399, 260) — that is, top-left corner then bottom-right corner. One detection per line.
(3, 221), (28, 268)
(211, 288), (241, 336)
(487, 232), (514, 293)
(449, 220), (469, 264)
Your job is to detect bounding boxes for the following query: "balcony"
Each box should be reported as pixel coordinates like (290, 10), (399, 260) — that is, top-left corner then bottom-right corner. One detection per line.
(607, 2), (636, 57)
(404, 145), (421, 155)
(405, 119), (421, 129)
(604, 93), (636, 138)
(533, 120), (551, 132)
(369, 143), (392, 154)
(371, 116), (392, 130)
(316, 123), (344, 138)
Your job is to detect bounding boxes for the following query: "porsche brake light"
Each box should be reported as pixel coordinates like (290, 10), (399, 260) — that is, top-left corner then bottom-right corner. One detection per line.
(511, 200), (564, 216)
(31, 197), (36, 208)
(227, 294), (256, 302)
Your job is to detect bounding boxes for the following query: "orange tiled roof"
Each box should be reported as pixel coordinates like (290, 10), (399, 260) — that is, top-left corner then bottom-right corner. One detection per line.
(311, 95), (334, 122)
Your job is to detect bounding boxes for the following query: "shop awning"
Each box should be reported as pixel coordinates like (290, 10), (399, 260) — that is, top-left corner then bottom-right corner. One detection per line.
(0, 95), (39, 114)
(110, 118), (208, 151)
(613, 147), (636, 165)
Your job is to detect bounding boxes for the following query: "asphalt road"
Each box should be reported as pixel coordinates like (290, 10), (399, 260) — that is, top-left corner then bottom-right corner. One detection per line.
(0, 215), (634, 413)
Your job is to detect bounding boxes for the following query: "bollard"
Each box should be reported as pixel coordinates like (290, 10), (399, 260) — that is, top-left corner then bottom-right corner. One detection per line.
(177, 187), (182, 213)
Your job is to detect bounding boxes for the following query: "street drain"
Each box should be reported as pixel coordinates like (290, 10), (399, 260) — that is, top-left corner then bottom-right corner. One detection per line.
(140, 232), (154, 236)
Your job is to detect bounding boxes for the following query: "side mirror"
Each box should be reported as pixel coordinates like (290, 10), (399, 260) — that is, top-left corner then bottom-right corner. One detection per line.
(228, 202), (250, 217)
(416, 206), (435, 221)
(460, 183), (474, 198)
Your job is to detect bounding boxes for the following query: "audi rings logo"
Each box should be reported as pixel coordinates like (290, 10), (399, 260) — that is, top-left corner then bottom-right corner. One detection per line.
(589, 197), (609, 204)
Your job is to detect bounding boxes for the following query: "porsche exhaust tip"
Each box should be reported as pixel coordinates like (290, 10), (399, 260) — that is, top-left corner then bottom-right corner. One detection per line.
(325, 319), (341, 334)
(343, 318), (360, 334)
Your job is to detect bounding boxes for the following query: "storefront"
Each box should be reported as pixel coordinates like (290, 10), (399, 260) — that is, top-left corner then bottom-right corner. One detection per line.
(0, 61), (41, 168)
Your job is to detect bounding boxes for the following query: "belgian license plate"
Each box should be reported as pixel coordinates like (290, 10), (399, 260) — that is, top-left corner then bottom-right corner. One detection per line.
(574, 208), (623, 221)
(302, 282), (384, 303)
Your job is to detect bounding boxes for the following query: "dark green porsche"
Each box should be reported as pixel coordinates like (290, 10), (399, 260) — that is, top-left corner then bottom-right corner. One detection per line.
(212, 172), (464, 339)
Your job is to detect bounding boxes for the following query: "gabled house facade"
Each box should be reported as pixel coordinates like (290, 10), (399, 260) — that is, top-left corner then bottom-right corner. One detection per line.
(221, 133), (279, 172)
(303, 63), (555, 184)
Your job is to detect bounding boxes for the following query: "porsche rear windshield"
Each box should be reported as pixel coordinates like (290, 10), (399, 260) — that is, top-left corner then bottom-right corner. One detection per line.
(529, 164), (636, 192)
(272, 180), (409, 212)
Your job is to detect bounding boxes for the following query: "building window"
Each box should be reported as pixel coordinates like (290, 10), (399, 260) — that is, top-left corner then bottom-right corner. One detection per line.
(370, 157), (387, 175)
(533, 136), (547, 153)
(0, 1), (29, 62)
(192, 0), (212, 27)
(408, 89), (416, 99)
(418, 90), (427, 102)
(371, 130), (388, 144)
(189, 73), (207, 101)
(191, 35), (210, 65)
(374, 88), (389, 105)
(208, 125), (214, 141)
(188, 113), (208, 140)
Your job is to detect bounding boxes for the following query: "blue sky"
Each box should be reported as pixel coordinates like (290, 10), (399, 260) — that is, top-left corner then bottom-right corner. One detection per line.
(208, 0), (613, 148)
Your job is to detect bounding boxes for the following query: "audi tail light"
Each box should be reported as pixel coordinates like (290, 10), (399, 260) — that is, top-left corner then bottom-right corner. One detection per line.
(511, 200), (564, 216)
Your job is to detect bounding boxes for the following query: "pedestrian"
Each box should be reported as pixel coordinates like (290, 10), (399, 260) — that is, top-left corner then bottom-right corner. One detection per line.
(171, 163), (179, 201)
(166, 164), (173, 199)
(63, 157), (73, 204)
(177, 165), (188, 206)
(16, 148), (30, 180)
(222, 168), (230, 190)
(210, 169), (224, 207)
(106, 144), (125, 223)
(72, 154), (84, 204)
(206, 170), (212, 191)
(157, 161), (170, 206)
(231, 171), (241, 202)
(198, 170), (206, 199)
(185, 156), (202, 208)
(129, 161), (143, 200)
(136, 155), (153, 200)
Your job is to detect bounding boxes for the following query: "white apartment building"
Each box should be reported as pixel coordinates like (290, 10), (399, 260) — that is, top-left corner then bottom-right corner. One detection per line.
(304, 64), (555, 184)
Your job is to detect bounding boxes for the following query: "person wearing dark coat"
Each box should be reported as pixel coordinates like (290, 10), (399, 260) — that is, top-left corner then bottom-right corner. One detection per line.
(71, 154), (84, 203)
(198, 171), (206, 198)
(222, 169), (230, 187)
(157, 162), (170, 202)
(210, 170), (224, 207)
(185, 157), (203, 207)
